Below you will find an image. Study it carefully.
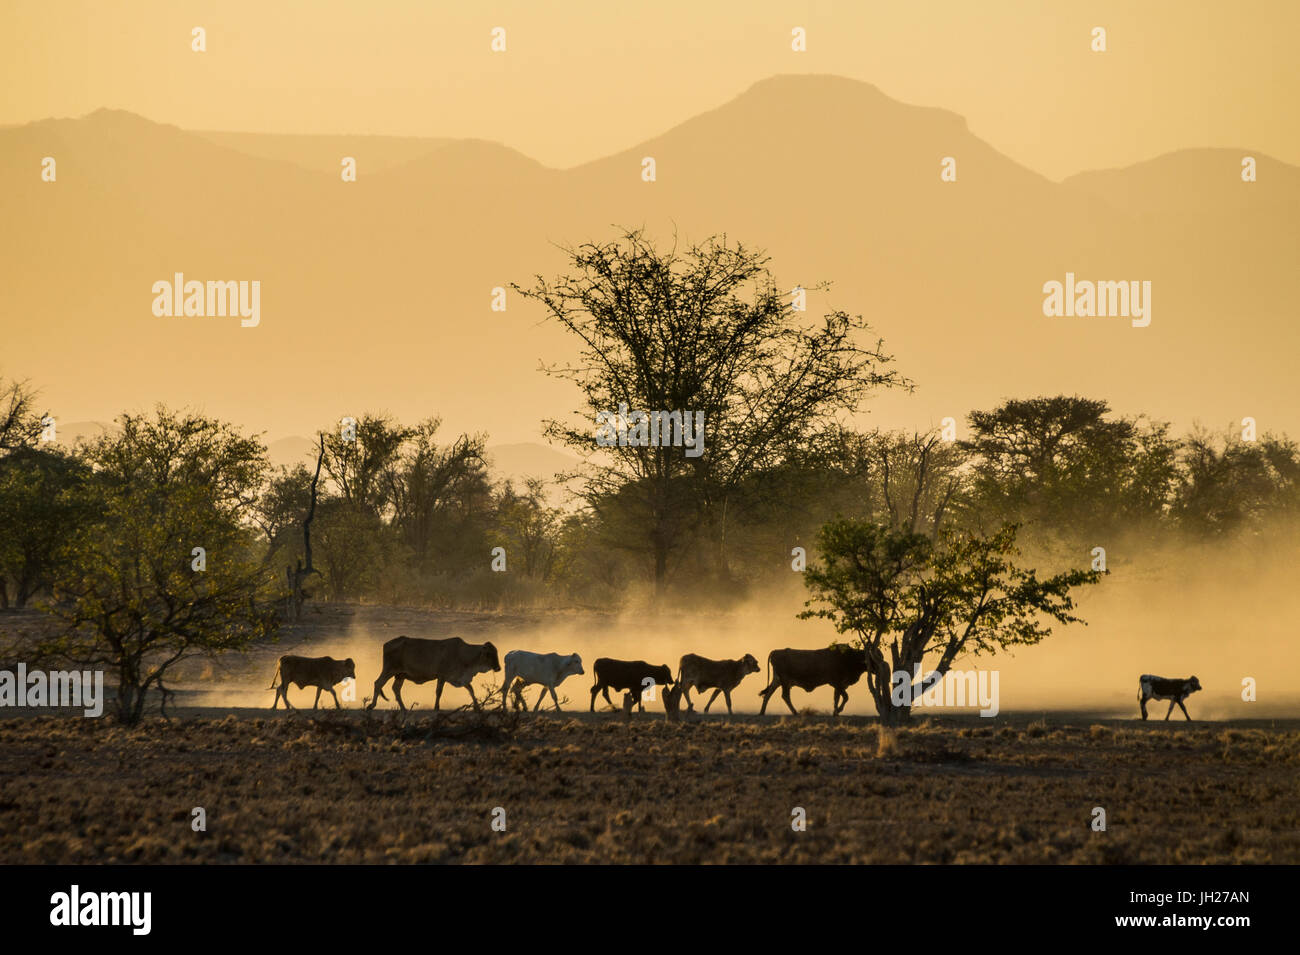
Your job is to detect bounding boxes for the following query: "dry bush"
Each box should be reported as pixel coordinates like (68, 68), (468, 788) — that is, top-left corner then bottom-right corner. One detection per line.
(876, 725), (901, 758)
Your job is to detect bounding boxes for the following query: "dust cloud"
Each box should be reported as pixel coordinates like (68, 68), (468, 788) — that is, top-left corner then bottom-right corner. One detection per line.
(183, 532), (1299, 720)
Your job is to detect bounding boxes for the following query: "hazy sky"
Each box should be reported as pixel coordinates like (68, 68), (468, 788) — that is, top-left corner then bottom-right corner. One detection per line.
(2, 0), (1296, 179)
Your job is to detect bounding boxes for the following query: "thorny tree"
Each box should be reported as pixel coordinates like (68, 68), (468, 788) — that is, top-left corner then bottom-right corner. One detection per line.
(514, 228), (905, 592)
(800, 519), (1101, 724)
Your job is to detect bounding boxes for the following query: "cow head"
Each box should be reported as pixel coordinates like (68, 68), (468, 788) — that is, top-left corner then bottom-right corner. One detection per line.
(741, 653), (760, 675)
(343, 658), (356, 680)
(483, 641), (501, 671)
(563, 654), (585, 679)
(654, 664), (673, 686)
(1187, 676), (1202, 693)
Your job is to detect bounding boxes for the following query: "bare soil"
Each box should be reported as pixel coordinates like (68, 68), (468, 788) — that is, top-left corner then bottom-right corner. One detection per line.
(1, 708), (1296, 864)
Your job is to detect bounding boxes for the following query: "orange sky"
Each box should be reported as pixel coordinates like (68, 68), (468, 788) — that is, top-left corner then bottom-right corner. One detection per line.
(2, 0), (1296, 179)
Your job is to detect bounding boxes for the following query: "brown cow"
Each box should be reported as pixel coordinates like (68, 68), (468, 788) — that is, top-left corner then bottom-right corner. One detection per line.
(758, 646), (871, 717)
(269, 655), (356, 710)
(366, 636), (500, 712)
(677, 653), (760, 715)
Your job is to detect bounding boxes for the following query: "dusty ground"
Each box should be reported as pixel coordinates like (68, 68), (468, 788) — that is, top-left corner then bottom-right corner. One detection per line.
(1, 707), (1297, 864)
(4, 603), (1298, 863)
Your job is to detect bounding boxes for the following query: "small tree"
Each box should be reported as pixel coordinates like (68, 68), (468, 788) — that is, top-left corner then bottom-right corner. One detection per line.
(39, 408), (278, 723)
(800, 519), (1101, 723)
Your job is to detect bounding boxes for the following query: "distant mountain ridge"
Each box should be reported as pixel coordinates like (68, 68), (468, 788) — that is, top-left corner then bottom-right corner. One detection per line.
(3, 74), (1296, 448)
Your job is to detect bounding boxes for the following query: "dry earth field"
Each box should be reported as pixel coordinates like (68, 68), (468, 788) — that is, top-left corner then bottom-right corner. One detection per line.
(1, 708), (1298, 864)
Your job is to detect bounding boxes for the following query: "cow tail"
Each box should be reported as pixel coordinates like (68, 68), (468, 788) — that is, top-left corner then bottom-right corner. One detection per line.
(763, 652), (772, 693)
(268, 658), (282, 690)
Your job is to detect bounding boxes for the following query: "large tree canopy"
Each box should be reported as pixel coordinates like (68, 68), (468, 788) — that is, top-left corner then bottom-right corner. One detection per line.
(38, 408), (279, 723)
(514, 228), (905, 589)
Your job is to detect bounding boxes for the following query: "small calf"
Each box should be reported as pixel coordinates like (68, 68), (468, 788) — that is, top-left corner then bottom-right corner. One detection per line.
(1138, 674), (1202, 721)
(270, 655), (356, 710)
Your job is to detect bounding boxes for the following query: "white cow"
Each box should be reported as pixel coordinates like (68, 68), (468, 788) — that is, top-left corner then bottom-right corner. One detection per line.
(502, 651), (585, 712)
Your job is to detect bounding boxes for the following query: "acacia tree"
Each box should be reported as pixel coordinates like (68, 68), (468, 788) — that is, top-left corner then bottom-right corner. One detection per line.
(1173, 427), (1300, 535)
(494, 478), (563, 580)
(514, 228), (904, 591)
(800, 519), (1100, 724)
(384, 418), (490, 574)
(961, 395), (1179, 543)
(0, 375), (43, 454)
(0, 446), (89, 607)
(38, 408), (279, 723)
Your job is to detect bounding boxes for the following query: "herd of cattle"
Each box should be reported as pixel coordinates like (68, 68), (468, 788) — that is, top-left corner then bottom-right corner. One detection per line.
(268, 635), (1206, 720)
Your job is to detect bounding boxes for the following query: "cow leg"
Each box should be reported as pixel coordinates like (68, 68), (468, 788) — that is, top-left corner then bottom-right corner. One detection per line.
(1178, 699), (1192, 721)
(1164, 699), (1176, 720)
(781, 684), (797, 715)
(368, 671), (392, 711)
(723, 689), (733, 715)
(682, 685), (695, 711)
(271, 687), (280, 710)
(467, 684), (481, 711)
(778, 684), (797, 715)
(833, 689), (846, 716)
(759, 680), (779, 715)
(550, 687), (561, 712)
(704, 689), (722, 713)
(392, 676), (407, 712)
(1139, 696), (1149, 720)
(330, 687), (341, 709)
(602, 686), (614, 707)
(590, 683), (601, 712)
(313, 687), (323, 709)
(281, 687), (294, 710)
(501, 666), (515, 711)
(434, 679), (446, 711)
(533, 687), (546, 712)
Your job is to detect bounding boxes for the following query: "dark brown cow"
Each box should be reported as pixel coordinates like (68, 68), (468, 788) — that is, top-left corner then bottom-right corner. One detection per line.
(590, 658), (673, 713)
(759, 646), (871, 717)
(269, 655), (356, 710)
(677, 653), (760, 715)
(366, 636), (500, 712)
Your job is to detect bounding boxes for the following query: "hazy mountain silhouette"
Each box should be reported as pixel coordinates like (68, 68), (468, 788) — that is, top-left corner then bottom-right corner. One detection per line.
(3, 75), (1295, 446)
(193, 131), (453, 176)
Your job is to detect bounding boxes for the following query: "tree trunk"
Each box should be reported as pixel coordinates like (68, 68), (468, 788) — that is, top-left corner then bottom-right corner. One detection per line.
(288, 435), (326, 621)
(116, 674), (145, 725)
